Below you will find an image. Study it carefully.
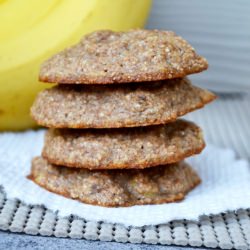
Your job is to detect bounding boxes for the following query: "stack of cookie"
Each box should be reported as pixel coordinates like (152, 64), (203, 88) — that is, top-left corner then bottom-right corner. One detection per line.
(29, 30), (216, 207)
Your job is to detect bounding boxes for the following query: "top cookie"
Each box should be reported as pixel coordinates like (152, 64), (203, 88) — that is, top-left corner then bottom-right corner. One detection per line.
(39, 29), (208, 84)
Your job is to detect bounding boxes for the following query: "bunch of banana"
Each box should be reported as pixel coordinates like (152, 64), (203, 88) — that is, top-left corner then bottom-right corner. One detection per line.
(0, 0), (151, 131)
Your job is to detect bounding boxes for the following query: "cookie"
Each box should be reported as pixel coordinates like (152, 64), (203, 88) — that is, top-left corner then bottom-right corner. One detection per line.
(29, 157), (201, 207)
(39, 30), (208, 84)
(31, 78), (216, 129)
(42, 120), (205, 170)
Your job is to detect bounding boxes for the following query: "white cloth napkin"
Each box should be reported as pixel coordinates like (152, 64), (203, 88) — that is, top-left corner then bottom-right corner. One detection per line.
(0, 130), (249, 227)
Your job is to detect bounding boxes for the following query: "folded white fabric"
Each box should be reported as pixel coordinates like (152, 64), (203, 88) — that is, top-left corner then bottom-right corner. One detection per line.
(0, 130), (249, 227)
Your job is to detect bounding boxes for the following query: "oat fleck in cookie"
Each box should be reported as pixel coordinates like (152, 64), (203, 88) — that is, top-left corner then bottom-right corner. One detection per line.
(29, 157), (201, 207)
(42, 120), (205, 170)
(31, 78), (216, 129)
(39, 30), (208, 84)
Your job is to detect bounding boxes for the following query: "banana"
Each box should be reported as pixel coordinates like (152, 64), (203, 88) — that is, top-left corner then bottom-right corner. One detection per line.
(0, 0), (152, 131)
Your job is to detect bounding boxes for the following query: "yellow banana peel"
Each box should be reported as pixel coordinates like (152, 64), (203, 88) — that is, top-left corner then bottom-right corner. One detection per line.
(0, 0), (152, 131)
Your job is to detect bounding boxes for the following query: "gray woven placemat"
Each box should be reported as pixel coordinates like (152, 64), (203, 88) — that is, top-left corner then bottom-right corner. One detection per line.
(0, 94), (250, 249)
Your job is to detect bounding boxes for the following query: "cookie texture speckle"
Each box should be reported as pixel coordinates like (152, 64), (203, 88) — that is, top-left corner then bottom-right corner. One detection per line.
(31, 78), (216, 129)
(39, 30), (208, 84)
(29, 157), (201, 207)
(42, 120), (205, 170)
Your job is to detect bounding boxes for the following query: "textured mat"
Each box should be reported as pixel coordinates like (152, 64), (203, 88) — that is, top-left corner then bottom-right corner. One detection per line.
(0, 94), (250, 250)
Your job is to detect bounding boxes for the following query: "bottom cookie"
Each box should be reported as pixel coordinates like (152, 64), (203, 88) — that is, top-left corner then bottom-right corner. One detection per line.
(29, 157), (201, 207)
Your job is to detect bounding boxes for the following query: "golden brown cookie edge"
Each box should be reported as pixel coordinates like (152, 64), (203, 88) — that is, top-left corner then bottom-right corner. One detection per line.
(39, 65), (208, 85)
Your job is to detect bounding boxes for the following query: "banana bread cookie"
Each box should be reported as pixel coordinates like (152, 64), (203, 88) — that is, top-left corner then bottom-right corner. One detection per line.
(42, 120), (205, 170)
(39, 29), (208, 84)
(31, 78), (215, 128)
(29, 157), (201, 207)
